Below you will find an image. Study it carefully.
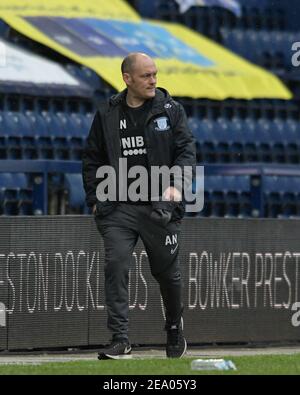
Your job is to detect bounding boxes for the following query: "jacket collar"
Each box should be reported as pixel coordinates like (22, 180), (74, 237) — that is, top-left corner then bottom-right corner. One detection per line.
(109, 87), (171, 112)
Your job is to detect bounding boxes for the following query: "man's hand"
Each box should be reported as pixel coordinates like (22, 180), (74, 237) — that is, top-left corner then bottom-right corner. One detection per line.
(92, 204), (97, 214)
(163, 187), (182, 202)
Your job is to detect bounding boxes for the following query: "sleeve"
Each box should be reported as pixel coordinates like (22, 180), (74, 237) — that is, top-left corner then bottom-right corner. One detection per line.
(171, 103), (197, 192)
(82, 110), (108, 208)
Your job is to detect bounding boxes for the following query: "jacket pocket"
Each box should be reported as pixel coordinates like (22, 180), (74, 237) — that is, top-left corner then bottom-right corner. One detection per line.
(94, 201), (117, 218)
(171, 202), (185, 221)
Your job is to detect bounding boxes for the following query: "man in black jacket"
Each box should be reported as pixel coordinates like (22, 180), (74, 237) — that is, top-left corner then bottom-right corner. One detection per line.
(82, 53), (196, 359)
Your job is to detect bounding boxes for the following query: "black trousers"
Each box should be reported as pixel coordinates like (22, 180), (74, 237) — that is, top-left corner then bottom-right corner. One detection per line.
(95, 203), (183, 341)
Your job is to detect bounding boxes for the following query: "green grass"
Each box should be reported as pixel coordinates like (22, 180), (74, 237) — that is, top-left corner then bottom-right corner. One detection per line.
(0, 354), (300, 375)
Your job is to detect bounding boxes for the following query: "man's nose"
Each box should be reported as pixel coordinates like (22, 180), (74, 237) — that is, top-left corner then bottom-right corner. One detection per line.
(149, 76), (156, 84)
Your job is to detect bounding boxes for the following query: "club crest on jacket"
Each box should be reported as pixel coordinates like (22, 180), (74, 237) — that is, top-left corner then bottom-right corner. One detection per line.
(154, 116), (170, 131)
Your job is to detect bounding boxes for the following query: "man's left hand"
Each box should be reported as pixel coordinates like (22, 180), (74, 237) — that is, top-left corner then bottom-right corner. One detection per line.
(163, 187), (182, 202)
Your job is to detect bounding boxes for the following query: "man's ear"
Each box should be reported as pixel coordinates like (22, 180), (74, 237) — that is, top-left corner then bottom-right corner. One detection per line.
(123, 73), (131, 86)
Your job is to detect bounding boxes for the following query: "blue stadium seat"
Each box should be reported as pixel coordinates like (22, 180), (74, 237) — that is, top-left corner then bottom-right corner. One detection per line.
(189, 117), (216, 163)
(25, 111), (54, 159)
(68, 113), (85, 137)
(198, 175), (225, 217)
(0, 173), (33, 216)
(0, 173), (17, 198)
(234, 119), (257, 162)
(16, 112), (38, 158)
(284, 120), (300, 164)
(16, 173), (33, 215)
(0, 111), (22, 159)
(264, 176), (300, 217)
(11, 112), (41, 158)
(85, 112), (94, 132)
(41, 111), (70, 159)
(26, 111), (48, 136)
(64, 173), (88, 213)
(56, 112), (86, 159)
(214, 117), (236, 163)
(201, 175), (251, 218)
(205, 175), (226, 218)
(0, 111), (7, 159)
(253, 119), (274, 162)
(42, 111), (67, 137)
(224, 118), (244, 163)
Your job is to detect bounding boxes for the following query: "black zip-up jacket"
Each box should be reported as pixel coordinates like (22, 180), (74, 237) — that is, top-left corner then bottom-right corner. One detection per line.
(82, 87), (196, 220)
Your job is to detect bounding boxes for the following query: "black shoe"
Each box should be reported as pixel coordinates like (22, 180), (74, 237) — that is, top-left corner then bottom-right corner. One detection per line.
(166, 318), (187, 358)
(97, 340), (132, 360)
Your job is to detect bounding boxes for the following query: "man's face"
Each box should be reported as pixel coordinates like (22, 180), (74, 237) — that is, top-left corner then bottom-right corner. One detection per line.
(123, 57), (157, 100)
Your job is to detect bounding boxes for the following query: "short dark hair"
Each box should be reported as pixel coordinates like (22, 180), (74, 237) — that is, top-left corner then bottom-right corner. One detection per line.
(121, 53), (137, 74)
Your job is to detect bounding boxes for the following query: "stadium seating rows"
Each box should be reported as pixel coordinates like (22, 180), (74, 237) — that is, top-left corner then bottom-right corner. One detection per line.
(3, 169), (300, 218)
(0, 171), (88, 216)
(190, 174), (252, 218)
(0, 107), (93, 215)
(0, 111), (93, 160)
(264, 176), (300, 218)
(190, 174), (300, 218)
(1, 1), (300, 218)
(1, 104), (300, 217)
(135, 0), (290, 36)
(1, 108), (299, 164)
(189, 116), (300, 164)
(0, 172), (33, 215)
(134, 0), (295, 71)
(1, 172), (299, 218)
(220, 28), (298, 71)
